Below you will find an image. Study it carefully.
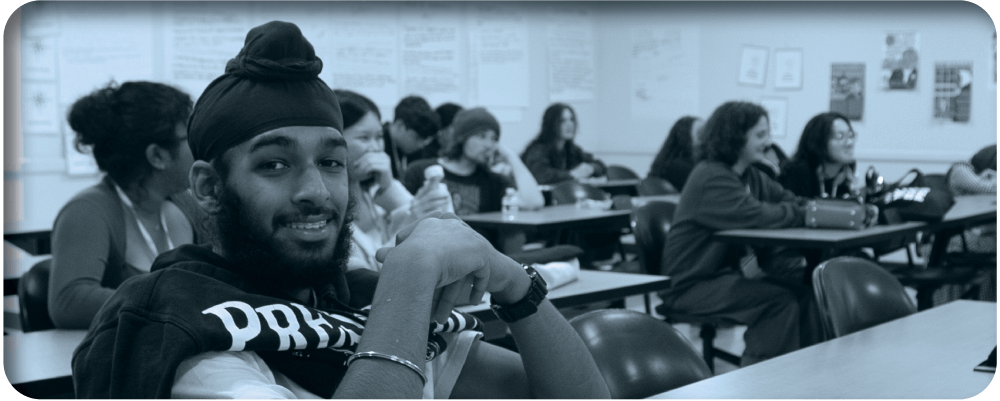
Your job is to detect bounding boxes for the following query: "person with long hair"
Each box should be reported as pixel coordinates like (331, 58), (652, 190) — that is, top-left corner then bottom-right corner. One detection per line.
(335, 89), (452, 272)
(50, 81), (198, 328)
(520, 103), (606, 184)
(658, 101), (819, 366)
(648, 116), (702, 191)
(780, 112), (859, 199)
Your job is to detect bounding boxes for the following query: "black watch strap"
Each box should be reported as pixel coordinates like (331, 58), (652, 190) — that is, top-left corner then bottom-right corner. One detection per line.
(490, 265), (548, 323)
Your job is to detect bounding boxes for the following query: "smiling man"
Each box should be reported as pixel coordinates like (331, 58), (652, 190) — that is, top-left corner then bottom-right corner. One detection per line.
(70, 21), (609, 399)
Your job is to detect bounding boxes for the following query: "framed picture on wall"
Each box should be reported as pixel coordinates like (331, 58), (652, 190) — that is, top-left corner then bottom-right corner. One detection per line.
(738, 45), (768, 86)
(774, 49), (803, 89)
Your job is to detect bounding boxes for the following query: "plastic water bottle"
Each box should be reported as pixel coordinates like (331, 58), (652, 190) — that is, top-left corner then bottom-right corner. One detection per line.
(502, 187), (519, 220)
(423, 165), (455, 213)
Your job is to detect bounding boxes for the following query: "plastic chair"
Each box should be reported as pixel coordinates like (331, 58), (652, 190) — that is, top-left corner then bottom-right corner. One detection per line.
(548, 181), (608, 205)
(569, 309), (712, 398)
(606, 164), (640, 180)
(812, 256), (916, 338)
(631, 201), (742, 372)
(638, 176), (679, 196)
(18, 258), (56, 332)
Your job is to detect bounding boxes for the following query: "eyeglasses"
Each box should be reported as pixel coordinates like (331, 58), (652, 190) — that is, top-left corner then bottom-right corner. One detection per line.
(831, 131), (856, 141)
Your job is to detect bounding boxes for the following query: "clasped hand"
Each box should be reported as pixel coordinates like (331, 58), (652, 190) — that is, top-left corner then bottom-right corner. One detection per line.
(374, 212), (527, 323)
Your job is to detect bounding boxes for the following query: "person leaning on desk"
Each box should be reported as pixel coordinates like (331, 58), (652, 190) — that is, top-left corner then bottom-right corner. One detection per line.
(48, 81), (203, 329)
(658, 101), (823, 367)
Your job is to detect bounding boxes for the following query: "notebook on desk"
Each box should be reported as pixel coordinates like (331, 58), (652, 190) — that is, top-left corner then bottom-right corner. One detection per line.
(974, 346), (996, 373)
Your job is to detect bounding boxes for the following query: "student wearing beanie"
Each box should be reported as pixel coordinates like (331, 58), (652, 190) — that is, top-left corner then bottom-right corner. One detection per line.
(72, 21), (608, 399)
(402, 107), (544, 215)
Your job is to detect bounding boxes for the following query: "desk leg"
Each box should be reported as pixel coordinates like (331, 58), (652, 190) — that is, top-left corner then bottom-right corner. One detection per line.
(497, 227), (527, 254)
(643, 293), (652, 314)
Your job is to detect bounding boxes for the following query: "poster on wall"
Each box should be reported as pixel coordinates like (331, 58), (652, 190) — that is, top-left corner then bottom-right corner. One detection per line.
(738, 46), (768, 87)
(774, 49), (803, 89)
(326, 2), (400, 108)
(830, 63), (865, 120)
(164, 2), (253, 103)
(933, 62), (972, 123)
(760, 97), (788, 139)
(547, 7), (596, 102)
(398, 2), (465, 107)
(21, 83), (60, 135)
(468, 3), (530, 108)
(881, 31), (919, 90)
(629, 25), (700, 119)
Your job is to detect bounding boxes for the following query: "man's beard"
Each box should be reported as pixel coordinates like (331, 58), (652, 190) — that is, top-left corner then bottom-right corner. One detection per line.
(212, 183), (355, 291)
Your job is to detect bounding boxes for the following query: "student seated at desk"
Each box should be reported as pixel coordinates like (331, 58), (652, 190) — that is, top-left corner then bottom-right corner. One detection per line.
(648, 116), (703, 192)
(659, 101), (820, 366)
(382, 95), (441, 179)
(49, 81), (200, 329)
(946, 144), (996, 300)
(333, 89), (452, 272)
(403, 107), (544, 215)
(71, 22), (610, 399)
(780, 112), (860, 200)
(521, 103), (606, 185)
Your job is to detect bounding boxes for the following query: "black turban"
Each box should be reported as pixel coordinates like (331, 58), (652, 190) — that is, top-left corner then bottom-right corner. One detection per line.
(187, 21), (343, 162)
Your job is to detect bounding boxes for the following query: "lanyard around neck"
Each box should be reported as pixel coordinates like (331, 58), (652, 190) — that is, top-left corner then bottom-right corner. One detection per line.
(114, 184), (174, 257)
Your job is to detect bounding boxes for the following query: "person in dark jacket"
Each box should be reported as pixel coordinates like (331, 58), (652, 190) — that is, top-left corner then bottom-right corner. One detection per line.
(520, 103), (606, 185)
(382, 95), (441, 179)
(648, 116), (702, 191)
(658, 101), (818, 367)
(780, 112), (859, 200)
(71, 21), (610, 400)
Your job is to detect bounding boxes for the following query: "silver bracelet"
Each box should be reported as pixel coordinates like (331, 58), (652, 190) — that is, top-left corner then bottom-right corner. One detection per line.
(346, 351), (427, 385)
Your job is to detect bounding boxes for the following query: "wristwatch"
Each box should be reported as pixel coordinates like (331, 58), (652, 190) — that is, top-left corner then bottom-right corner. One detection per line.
(490, 265), (548, 323)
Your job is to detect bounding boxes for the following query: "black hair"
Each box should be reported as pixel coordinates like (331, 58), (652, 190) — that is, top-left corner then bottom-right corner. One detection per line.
(435, 103), (463, 129)
(529, 103), (576, 147)
(333, 89), (381, 130)
(790, 111), (854, 172)
(67, 80), (192, 189)
(700, 101), (768, 166)
(393, 95), (440, 139)
(649, 116), (700, 175)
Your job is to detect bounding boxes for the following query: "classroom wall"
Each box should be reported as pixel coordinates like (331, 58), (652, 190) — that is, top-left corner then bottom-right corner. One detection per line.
(4, 1), (997, 233)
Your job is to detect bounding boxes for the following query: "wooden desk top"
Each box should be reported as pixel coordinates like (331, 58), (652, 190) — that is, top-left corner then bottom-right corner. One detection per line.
(460, 204), (631, 230)
(653, 300), (997, 399)
(714, 195), (996, 249)
(458, 270), (669, 321)
(4, 329), (87, 386)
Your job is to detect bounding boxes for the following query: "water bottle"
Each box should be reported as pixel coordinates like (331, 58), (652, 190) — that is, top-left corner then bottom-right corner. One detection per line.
(502, 187), (519, 220)
(423, 165), (455, 213)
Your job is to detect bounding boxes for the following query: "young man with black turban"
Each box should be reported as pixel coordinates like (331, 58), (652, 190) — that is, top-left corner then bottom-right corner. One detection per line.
(71, 21), (609, 399)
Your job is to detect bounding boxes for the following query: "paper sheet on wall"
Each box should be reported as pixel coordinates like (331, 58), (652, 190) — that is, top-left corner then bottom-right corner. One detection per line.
(630, 26), (700, 119)
(547, 8), (596, 102)
(325, 2), (400, 108)
(934, 62), (972, 122)
(830, 63), (865, 120)
(468, 3), (529, 108)
(21, 36), (57, 81)
(164, 2), (254, 101)
(398, 2), (464, 108)
(760, 97), (788, 139)
(21, 83), (60, 135)
(881, 31), (919, 90)
(738, 46), (768, 86)
(774, 49), (803, 89)
(57, 2), (155, 105)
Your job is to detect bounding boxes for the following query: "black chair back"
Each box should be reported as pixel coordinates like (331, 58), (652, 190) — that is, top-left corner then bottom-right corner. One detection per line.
(606, 164), (640, 180)
(638, 176), (678, 196)
(570, 309), (712, 398)
(549, 181), (607, 205)
(631, 201), (677, 275)
(812, 256), (916, 338)
(18, 258), (56, 332)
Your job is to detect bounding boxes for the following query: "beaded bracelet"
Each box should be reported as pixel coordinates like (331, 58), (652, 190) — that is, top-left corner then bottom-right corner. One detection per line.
(346, 351), (427, 385)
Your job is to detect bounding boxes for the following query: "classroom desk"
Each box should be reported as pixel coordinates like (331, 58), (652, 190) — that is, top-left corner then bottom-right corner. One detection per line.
(4, 329), (86, 398)
(652, 300), (996, 399)
(630, 194), (681, 207)
(458, 270), (669, 322)
(714, 195), (996, 254)
(461, 204), (632, 253)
